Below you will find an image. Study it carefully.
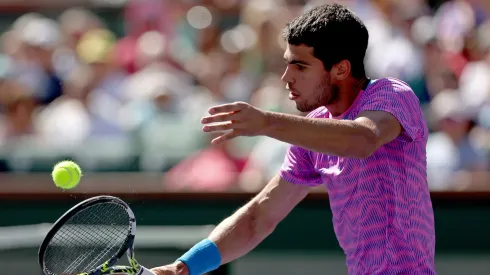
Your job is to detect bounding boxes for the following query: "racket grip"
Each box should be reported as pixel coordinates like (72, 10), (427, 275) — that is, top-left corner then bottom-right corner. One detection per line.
(139, 266), (156, 275)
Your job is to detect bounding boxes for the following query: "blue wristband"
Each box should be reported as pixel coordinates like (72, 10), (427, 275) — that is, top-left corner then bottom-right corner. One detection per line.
(177, 239), (222, 275)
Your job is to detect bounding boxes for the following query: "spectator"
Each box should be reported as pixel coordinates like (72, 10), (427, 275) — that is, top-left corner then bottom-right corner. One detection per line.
(17, 17), (63, 105)
(163, 133), (248, 192)
(0, 0), (487, 191)
(426, 90), (488, 190)
(34, 29), (127, 146)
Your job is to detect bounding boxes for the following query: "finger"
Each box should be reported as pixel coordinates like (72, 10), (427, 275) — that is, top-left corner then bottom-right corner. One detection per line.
(208, 102), (245, 114)
(201, 112), (239, 124)
(202, 122), (238, 132)
(211, 130), (240, 144)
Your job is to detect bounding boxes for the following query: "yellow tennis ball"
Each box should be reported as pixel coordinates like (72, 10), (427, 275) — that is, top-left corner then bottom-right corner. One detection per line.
(52, 161), (82, 189)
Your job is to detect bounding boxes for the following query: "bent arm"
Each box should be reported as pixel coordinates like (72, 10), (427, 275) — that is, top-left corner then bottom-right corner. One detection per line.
(263, 111), (402, 159)
(206, 174), (309, 264)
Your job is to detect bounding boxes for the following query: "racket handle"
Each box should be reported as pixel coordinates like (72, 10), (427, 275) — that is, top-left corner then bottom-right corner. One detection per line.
(139, 266), (156, 275)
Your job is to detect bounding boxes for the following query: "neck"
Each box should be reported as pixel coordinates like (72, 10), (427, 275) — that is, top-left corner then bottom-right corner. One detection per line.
(328, 76), (369, 117)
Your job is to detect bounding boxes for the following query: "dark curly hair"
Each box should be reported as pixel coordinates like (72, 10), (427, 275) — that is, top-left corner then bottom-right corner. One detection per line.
(282, 3), (369, 79)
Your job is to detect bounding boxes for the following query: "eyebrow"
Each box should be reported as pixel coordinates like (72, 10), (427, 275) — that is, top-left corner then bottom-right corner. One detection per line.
(284, 57), (311, 66)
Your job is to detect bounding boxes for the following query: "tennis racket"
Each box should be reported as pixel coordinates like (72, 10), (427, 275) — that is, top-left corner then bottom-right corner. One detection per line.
(38, 195), (155, 275)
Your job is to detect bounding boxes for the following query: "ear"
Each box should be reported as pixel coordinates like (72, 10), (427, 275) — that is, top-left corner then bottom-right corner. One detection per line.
(332, 60), (351, 81)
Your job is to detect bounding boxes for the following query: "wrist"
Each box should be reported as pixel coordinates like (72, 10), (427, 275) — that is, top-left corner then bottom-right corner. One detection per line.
(176, 238), (221, 275)
(262, 111), (278, 137)
(175, 261), (189, 275)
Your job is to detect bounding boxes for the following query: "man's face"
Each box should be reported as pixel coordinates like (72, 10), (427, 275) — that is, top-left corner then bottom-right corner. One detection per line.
(281, 44), (338, 112)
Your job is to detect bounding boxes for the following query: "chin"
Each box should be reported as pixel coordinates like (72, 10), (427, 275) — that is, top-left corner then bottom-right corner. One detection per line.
(296, 103), (317, 113)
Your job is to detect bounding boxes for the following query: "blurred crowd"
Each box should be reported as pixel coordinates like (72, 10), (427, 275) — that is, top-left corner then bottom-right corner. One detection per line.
(0, 0), (489, 191)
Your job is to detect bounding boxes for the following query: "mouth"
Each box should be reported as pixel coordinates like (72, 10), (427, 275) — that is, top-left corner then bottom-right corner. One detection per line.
(288, 91), (300, 100)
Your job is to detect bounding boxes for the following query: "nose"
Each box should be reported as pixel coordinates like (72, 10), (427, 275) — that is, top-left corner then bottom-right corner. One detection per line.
(281, 66), (294, 84)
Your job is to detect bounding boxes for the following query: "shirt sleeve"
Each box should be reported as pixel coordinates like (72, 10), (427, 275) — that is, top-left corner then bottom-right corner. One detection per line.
(279, 144), (323, 186)
(357, 79), (426, 142)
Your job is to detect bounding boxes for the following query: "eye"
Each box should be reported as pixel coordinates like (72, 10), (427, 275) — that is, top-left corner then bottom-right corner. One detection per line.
(296, 64), (306, 71)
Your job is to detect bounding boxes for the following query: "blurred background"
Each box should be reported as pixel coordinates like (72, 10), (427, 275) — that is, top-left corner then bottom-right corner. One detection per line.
(0, 0), (488, 274)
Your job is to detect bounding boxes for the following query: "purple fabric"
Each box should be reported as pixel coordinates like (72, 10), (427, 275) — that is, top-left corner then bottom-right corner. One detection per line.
(280, 78), (436, 275)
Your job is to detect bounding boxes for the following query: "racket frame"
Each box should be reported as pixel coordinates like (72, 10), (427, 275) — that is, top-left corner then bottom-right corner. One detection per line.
(38, 195), (141, 275)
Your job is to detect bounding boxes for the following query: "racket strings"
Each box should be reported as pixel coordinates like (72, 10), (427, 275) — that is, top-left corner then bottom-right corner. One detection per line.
(80, 233), (122, 273)
(57, 214), (109, 273)
(43, 202), (131, 275)
(61, 210), (124, 273)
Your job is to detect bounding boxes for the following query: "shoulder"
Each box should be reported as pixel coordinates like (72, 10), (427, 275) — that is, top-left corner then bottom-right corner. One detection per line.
(367, 77), (414, 94)
(360, 77), (420, 108)
(356, 77), (427, 142)
(366, 78), (416, 97)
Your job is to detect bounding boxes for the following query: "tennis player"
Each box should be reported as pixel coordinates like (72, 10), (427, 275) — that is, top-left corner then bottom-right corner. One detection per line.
(151, 3), (436, 275)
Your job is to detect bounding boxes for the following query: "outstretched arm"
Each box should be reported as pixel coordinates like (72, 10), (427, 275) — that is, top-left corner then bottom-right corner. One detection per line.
(201, 102), (402, 159)
(151, 175), (311, 275)
(263, 110), (401, 158)
(207, 174), (309, 263)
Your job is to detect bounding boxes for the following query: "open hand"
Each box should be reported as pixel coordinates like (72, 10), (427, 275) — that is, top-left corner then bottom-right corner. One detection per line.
(201, 102), (270, 144)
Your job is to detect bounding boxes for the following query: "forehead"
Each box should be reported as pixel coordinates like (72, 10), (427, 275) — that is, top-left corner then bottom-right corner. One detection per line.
(283, 44), (316, 62)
